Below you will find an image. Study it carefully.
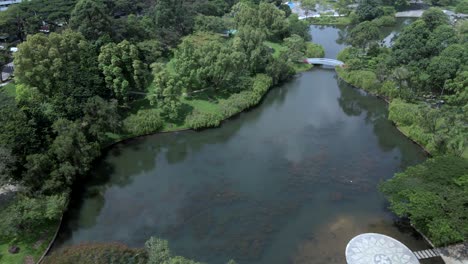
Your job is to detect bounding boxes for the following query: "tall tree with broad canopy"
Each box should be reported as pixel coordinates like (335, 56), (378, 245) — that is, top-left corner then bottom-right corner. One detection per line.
(172, 33), (248, 93)
(232, 2), (288, 41)
(70, 0), (113, 41)
(347, 21), (380, 50)
(98, 40), (149, 103)
(14, 30), (104, 118)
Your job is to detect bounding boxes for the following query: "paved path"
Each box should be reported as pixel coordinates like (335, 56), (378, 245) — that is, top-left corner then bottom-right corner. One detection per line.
(395, 10), (425, 17)
(305, 58), (344, 67)
(412, 243), (468, 263)
(0, 184), (18, 196)
(1, 62), (14, 82)
(395, 9), (468, 18)
(128, 91), (148, 96)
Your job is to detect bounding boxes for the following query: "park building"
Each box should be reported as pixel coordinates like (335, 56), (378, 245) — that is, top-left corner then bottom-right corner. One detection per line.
(0, 0), (22, 11)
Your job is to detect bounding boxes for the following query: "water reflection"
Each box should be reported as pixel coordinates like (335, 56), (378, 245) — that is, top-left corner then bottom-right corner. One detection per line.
(54, 24), (438, 264)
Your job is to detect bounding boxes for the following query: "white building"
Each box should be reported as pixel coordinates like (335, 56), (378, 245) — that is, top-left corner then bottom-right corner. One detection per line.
(0, 0), (23, 11)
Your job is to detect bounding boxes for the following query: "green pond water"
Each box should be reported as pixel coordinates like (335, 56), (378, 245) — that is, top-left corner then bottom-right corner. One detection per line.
(56, 24), (443, 264)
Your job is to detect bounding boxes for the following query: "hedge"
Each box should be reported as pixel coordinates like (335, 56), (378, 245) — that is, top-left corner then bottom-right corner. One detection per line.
(123, 109), (164, 136)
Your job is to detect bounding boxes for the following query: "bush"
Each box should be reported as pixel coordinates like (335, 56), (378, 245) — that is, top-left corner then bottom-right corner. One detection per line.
(380, 6), (396, 16)
(380, 155), (468, 246)
(219, 74), (273, 117)
(456, 0), (468, 14)
(44, 243), (147, 264)
(252, 74), (273, 97)
(185, 111), (222, 129)
(337, 68), (379, 92)
(388, 99), (421, 126)
(373, 15), (396, 27)
(305, 43), (325, 58)
(123, 109), (163, 136)
(219, 91), (257, 117)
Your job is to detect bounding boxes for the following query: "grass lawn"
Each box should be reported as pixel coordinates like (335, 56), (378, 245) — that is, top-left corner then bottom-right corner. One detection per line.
(264, 41), (287, 58)
(1, 82), (16, 97)
(307, 16), (351, 25)
(293, 63), (313, 73)
(264, 41), (314, 73)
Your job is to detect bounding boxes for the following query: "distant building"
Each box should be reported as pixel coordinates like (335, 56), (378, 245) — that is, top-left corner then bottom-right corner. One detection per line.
(0, 0), (22, 11)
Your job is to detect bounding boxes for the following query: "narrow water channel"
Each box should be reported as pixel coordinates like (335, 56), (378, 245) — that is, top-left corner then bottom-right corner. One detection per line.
(55, 25), (442, 264)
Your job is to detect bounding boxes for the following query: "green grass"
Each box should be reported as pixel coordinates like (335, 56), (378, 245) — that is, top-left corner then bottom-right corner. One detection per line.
(264, 41), (314, 73)
(1, 83), (16, 97)
(181, 97), (220, 114)
(264, 41), (287, 58)
(307, 16), (352, 25)
(0, 205), (58, 264)
(293, 63), (313, 73)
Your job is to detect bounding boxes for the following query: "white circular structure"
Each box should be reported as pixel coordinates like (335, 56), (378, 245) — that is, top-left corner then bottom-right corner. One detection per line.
(346, 233), (420, 264)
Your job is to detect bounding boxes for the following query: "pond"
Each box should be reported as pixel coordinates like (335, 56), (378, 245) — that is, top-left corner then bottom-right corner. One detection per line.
(55, 25), (442, 264)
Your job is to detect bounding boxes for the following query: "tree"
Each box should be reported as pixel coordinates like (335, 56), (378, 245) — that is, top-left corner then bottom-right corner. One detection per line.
(0, 146), (16, 185)
(427, 55), (461, 92)
(172, 33), (248, 93)
(391, 20), (432, 66)
(335, 0), (353, 16)
(0, 49), (9, 83)
(117, 14), (155, 42)
(283, 34), (307, 61)
(150, 0), (195, 48)
(456, 20), (468, 43)
(233, 26), (270, 73)
(422, 8), (449, 31)
(0, 92), (40, 160)
(287, 14), (311, 41)
(0, 194), (67, 239)
(45, 118), (100, 192)
(194, 15), (228, 33)
(14, 30), (103, 118)
(427, 25), (458, 56)
(456, 0), (468, 13)
(98, 40), (149, 103)
(232, 2), (288, 41)
(266, 51), (295, 85)
(0, 3), (41, 41)
(82, 96), (121, 143)
(445, 70), (468, 105)
(148, 64), (183, 121)
(380, 155), (468, 246)
(137, 40), (163, 64)
(258, 2), (289, 40)
(356, 0), (384, 21)
(70, 0), (113, 41)
(347, 21), (380, 50)
(301, 0), (320, 17)
(391, 66), (411, 89)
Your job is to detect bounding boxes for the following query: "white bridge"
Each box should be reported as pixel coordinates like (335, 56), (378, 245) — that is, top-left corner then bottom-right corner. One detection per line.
(305, 58), (344, 67)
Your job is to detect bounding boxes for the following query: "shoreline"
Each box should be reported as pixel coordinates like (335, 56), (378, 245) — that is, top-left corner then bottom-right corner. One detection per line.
(335, 68), (444, 250)
(37, 69), (311, 262)
(335, 68), (433, 157)
(33, 65), (439, 263)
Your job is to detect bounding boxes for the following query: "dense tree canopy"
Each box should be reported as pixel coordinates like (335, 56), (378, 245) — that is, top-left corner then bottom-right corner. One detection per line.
(0, 1), (323, 260)
(98, 40), (149, 102)
(381, 156), (468, 246)
(14, 30), (104, 119)
(70, 0), (113, 41)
